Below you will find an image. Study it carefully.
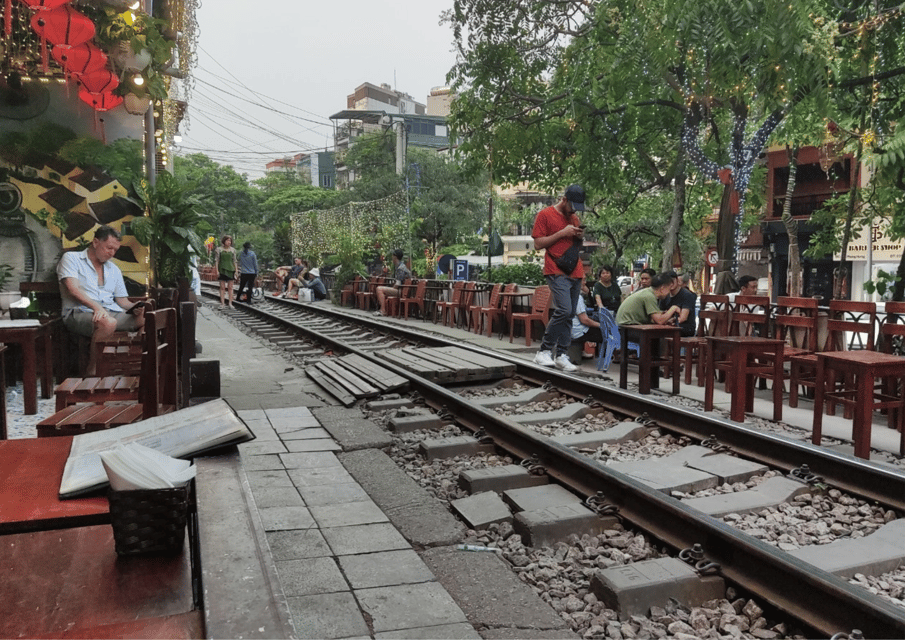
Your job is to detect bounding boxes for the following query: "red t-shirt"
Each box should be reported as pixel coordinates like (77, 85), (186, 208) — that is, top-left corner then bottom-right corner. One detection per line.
(532, 205), (584, 278)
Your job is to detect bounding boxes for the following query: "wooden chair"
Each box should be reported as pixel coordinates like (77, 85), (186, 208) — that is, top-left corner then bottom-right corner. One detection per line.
(757, 296), (820, 394)
(880, 301), (905, 355)
(340, 275), (364, 307)
(481, 284), (518, 338)
(671, 294), (730, 387)
(400, 279), (429, 320)
(355, 276), (381, 311)
(37, 308), (179, 437)
(728, 295), (772, 338)
(789, 300), (877, 409)
(385, 278), (412, 317)
(468, 283), (503, 335)
(436, 281), (465, 327)
(510, 285), (551, 346)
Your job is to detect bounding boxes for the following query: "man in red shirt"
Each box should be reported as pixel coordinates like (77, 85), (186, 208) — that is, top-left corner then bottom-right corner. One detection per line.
(531, 184), (586, 372)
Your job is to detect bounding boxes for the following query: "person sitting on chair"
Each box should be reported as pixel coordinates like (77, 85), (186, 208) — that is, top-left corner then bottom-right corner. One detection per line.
(301, 269), (328, 301)
(374, 249), (411, 316)
(281, 258), (308, 298)
(571, 295), (604, 353)
(57, 225), (146, 375)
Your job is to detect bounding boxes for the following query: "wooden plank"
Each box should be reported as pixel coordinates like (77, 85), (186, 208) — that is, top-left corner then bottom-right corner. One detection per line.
(338, 354), (408, 391)
(305, 365), (356, 406)
(433, 346), (515, 373)
(402, 347), (472, 382)
(313, 360), (380, 398)
(381, 348), (453, 382)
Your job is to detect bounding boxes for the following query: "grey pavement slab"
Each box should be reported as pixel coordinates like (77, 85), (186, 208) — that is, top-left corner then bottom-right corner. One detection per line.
(284, 438), (343, 453)
(251, 485), (306, 508)
(279, 427), (333, 440)
(419, 435), (496, 461)
(259, 505), (315, 531)
(339, 449), (466, 547)
(337, 549), (435, 589)
(288, 465), (355, 488)
(241, 453), (285, 471)
(788, 519), (905, 578)
(356, 582), (469, 633)
(298, 482), (371, 507)
(481, 630), (577, 639)
(270, 416), (322, 432)
(682, 476), (811, 517)
(309, 499), (390, 528)
(321, 522), (411, 556)
(508, 402), (590, 426)
(450, 491), (513, 529)
(312, 406), (395, 451)
(246, 469), (293, 489)
(458, 464), (549, 494)
(502, 484), (582, 512)
(375, 623), (483, 639)
(287, 593), (371, 640)
(267, 529), (332, 561)
(280, 451), (344, 469)
(421, 545), (572, 634)
(240, 440), (289, 456)
(277, 557), (349, 596)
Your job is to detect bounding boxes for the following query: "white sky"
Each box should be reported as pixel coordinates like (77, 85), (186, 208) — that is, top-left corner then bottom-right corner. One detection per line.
(176, 0), (458, 181)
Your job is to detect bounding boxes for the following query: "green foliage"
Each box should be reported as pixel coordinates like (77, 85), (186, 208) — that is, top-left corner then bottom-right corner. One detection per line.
(330, 235), (367, 298)
(175, 154), (257, 233)
(343, 131), (402, 201)
(271, 221), (293, 266)
(863, 269), (899, 300)
(483, 260), (544, 286)
(129, 171), (208, 287)
(0, 121), (76, 169)
(58, 137), (144, 189)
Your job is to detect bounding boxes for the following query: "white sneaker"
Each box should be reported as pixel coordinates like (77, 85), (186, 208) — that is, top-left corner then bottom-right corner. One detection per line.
(533, 350), (555, 367)
(555, 354), (578, 372)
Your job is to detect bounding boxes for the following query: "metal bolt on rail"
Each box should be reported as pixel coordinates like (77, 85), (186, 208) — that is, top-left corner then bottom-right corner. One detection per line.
(585, 491), (620, 517)
(520, 454), (547, 476)
(790, 463), (826, 487)
(634, 412), (657, 427)
(678, 544), (721, 575)
(701, 435), (731, 453)
(830, 631), (864, 640)
(473, 427), (494, 444)
(437, 407), (455, 421)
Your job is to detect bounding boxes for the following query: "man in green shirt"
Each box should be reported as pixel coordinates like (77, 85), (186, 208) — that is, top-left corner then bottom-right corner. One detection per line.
(616, 273), (678, 326)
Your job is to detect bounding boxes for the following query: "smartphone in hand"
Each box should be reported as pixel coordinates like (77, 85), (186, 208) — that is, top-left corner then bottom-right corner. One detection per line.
(126, 301), (149, 315)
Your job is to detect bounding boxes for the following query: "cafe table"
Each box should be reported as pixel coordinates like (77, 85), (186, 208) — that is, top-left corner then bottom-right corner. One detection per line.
(619, 324), (681, 394)
(704, 336), (783, 423)
(0, 318), (54, 415)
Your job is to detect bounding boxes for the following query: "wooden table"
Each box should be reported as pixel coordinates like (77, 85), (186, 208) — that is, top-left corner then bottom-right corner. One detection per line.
(619, 324), (681, 394)
(0, 318), (53, 415)
(0, 437), (109, 534)
(704, 336), (783, 423)
(813, 351), (905, 460)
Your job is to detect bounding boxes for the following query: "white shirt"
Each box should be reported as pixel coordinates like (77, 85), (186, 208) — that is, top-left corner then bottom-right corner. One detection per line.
(571, 296), (590, 340)
(57, 248), (128, 315)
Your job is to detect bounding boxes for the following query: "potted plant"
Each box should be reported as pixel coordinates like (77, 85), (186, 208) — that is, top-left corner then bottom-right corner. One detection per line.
(129, 172), (208, 289)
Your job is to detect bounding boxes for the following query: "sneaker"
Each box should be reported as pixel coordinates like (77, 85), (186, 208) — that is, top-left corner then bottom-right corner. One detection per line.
(555, 354), (578, 372)
(533, 350), (555, 367)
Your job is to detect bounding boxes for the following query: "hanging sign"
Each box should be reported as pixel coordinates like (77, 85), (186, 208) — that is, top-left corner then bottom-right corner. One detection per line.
(705, 248), (719, 267)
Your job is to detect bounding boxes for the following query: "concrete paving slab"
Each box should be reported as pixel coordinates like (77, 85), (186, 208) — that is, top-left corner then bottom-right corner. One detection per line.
(514, 504), (619, 548)
(298, 482), (371, 507)
(287, 593), (371, 640)
(241, 453), (285, 471)
(266, 406), (315, 419)
(267, 529), (332, 561)
(258, 505), (315, 531)
(419, 435), (497, 460)
(684, 453), (769, 485)
(313, 406), (395, 451)
(389, 413), (443, 432)
(788, 519), (905, 578)
(366, 398), (416, 412)
(250, 485), (306, 508)
(288, 465), (355, 488)
(270, 416), (322, 431)
(606, 460), (719, 494)
(421, 545), (572, 634)
(248, 426), (280, 442)
(280, 451), (344, 469)
(240, 440), (289, 456)
(507, 402), (590, 426)
(682, 476), (811, 517)
(309, 499), (390, 528)
(279, 427), (333, 440)
(471, 387), (559, 409)
(551, 422), (652, 449)
(339, 449), (466, 547)
(337, 549), (435, 589)
(590, 558), (725, 621)
(321, 522), (410, 556)
(246, 469), (293, 489)
(284, 439), (343, 453)
(450, 491), (513, 529)
(237, 409), (267, 421)
(277, 557), (349, 596)
(481, 629), (577, 639)
(458, 465), (549, 494)
(374, 622), (483, 639)
(356, 582), (469, 633)
(502, 484), (582, 512)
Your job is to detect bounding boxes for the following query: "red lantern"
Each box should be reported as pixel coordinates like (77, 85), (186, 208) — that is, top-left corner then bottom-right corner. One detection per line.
(52, 42), (108, 75)
(17, 0), (69, 9)
(76, 68), (118, 94)
(78, 88), (122, 111)
(30, 5), (94, 48)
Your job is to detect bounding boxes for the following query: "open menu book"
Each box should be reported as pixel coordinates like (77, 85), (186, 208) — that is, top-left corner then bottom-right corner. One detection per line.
(59, 399), (255, 498)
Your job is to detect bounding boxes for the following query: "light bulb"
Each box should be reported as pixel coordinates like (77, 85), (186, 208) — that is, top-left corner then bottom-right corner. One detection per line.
(133, 74), (144, 86)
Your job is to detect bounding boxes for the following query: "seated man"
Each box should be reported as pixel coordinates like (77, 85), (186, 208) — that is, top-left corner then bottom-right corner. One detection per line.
(571, 294), (604, 351)
(374, 249), (411, 316)
(57, 225), (146, 375)
(300, 269), (328, 301)
(281, 258), (308, 297)
(615, 272), (680, 386)
(660, 271), (697, 337)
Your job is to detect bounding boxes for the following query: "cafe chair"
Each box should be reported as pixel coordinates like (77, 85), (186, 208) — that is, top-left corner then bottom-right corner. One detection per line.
(510, 285), (551, 346)
(468, 283), (503, 335)
(399, 279), (429, 320)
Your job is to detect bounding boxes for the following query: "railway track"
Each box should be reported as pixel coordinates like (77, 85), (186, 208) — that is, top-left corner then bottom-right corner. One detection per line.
(202, 286), (905, 638)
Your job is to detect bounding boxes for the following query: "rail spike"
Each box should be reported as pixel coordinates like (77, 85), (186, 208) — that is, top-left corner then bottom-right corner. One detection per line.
(520, 454), (546, 476)
(473, 427), (494, 444)
(701, 435), (731, 453)
(584, 491), (619, 517)
(830, 631), (864, 640)
(678, 543), (721, 575)
(789, 463), (826, 487)
(634, 412), (657, 427)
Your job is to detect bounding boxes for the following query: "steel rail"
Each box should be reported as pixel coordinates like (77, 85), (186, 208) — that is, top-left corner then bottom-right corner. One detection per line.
(205, 291), (905, 636)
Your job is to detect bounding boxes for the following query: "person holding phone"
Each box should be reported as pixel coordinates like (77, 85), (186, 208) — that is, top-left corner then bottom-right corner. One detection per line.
(57, 225), (146, 375)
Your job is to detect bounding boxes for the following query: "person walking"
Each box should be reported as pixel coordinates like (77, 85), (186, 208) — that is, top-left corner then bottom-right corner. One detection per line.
(532, 184), (586, 372)
(236, 241), (258, 304)
(216, 235), (239, 308)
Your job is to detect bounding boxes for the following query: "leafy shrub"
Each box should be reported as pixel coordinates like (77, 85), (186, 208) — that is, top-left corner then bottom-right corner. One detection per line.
(483, 261), (544, 286)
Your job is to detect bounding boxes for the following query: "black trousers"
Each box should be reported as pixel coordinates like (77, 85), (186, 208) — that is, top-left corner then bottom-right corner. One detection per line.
(237, 273), (256, 302)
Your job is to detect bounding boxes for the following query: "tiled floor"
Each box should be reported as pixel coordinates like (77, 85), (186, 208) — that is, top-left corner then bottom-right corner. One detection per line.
(4, 381), (55, 439)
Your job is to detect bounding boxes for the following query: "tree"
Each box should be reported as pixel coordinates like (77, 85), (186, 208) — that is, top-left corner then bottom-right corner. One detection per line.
(174, 154), (258, 233)
(342, 131), (402, 201)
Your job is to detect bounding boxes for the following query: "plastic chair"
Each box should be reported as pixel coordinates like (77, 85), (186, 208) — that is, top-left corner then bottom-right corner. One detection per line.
(436, 281), (465, 327)
(510, 285), (551, 346)
(481, 283), (517, 338)
(468, 283), (502, 334)
(399, 279), (429, 320)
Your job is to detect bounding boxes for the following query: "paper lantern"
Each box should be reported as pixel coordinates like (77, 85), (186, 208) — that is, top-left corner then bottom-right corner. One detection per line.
(30, 5), (94, 48)
(17, 0), (69, 10)
(123, 92), (150, 115)
(78, 88), (122, 111)
(76, 68), (118, 94)
(51, 42), (108, 75)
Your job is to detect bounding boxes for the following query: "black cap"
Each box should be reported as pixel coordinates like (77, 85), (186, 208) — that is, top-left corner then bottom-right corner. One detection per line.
(564, 184), (586, 211)
(393, 249), (404, 260)
(243, 241), (251, 249)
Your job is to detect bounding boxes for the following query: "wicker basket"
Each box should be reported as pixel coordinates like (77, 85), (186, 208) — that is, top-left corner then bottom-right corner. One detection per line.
(107, 486), (189, 556)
